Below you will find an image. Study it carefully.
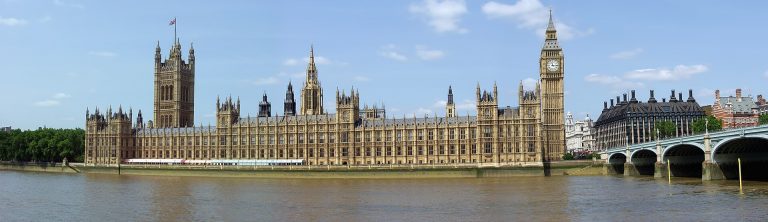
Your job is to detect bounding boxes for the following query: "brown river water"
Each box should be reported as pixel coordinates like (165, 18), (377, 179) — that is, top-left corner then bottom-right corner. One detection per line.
(1, 171), (767, 221)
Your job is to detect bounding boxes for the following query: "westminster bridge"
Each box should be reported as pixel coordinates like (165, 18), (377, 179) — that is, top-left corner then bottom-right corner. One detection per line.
(601, 125), (768, 180)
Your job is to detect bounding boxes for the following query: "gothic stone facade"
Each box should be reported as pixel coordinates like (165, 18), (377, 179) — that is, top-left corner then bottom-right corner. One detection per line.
(84, 15), (565, 165)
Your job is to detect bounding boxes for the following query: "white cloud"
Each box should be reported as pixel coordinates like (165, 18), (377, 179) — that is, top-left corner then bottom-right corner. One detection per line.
(53, 0), (85, 9)
(455, 99), (475, 110)
(353, 76), (370, 82)
(624, 64), (708, 81)
(764, 70), (768, 79)
(88, 51), (117, 57)
(584, 73), (644, 90)
(381, 51), (408, 61)
(53, 93), (71, 99)
(536, 22), (593, 40)
(610, 48), (644, 59)
(415, 45), (445, 60)
(34, 93), (71, 107)
(433, 99), (474, 110)
(283, 58), (299, 66)
(522, 77), (538, 89)
(380, 44), (408, 61)
(481, 0), (591, 40)
(0, 17), (27, 26)
(409, 0), (468, 33)
(253, 77), (279, 85)
(414, 108), (434, 115)
(433, 100), (448, 107)
(34, 100), (61, 107)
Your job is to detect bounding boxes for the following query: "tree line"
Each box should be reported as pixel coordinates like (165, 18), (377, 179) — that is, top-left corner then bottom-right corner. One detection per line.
(0, 128), (84, 163)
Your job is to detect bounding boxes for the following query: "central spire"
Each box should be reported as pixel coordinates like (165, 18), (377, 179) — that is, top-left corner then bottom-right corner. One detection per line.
(307, 45), (318, 82)
(300, 45), (324, 115)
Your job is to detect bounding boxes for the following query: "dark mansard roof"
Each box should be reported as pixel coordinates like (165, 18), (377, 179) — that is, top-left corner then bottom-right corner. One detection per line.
(595, 90), (705, 127)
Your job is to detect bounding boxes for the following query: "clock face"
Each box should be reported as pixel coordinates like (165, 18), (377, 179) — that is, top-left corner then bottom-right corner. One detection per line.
(546, 59), (560, 72)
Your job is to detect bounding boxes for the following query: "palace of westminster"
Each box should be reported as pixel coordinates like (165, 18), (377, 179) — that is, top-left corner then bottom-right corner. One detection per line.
(84, 14), (566, 166)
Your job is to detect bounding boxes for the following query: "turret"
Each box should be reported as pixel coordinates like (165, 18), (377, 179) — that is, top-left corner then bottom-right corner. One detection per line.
(446, 85), (456, 117)
(284, 81), (297, 116)
(336, 87), (360, 123)
(476, 82), (481, 102)
(188, 42), (195, 64)
(259, 93), (272, 117)
(216, 95), (240, 127)
(493, 81), (498, 101)
(136, 110), (144, 128)
(155, 41), (161, 63)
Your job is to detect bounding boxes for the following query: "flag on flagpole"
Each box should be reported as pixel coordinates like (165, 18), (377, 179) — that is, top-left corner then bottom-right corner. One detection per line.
(169, 18), (176, 26)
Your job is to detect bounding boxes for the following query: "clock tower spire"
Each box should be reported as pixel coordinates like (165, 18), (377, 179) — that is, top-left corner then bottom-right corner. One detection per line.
(539, 9), (565, 161)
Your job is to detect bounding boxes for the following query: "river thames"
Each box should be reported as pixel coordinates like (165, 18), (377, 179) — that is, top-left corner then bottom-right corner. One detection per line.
(1, 171), (766, 221)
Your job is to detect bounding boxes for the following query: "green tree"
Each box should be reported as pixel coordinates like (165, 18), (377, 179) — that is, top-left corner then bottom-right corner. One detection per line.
(654, 121), (677, 139)
(0, 128), (84, 163)
(760, 114), (768, 125)
(692, 116), (722, 134)
(562, 153), (575, 160)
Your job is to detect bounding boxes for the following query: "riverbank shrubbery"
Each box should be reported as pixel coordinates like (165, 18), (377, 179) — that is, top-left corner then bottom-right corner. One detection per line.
(0, 128), (84, 163)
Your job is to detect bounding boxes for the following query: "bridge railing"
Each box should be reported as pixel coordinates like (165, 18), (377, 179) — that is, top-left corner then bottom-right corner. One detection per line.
(601, 124), (768, 154)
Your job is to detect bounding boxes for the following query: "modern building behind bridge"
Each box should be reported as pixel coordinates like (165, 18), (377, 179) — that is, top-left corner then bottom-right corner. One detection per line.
(594, 89), (705, 150)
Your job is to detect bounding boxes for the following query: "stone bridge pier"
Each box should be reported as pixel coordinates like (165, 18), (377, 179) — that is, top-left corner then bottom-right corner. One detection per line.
(604, 153), (626, 175)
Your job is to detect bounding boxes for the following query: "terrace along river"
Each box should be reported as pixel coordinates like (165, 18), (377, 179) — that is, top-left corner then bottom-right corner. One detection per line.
(1, 171), (767, 221)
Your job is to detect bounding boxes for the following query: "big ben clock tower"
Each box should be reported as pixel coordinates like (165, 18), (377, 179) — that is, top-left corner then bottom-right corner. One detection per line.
(540, 10), (565, 161)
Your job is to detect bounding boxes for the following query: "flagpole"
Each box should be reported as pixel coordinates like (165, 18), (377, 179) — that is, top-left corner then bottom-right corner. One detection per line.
(174, 17), (177, 42)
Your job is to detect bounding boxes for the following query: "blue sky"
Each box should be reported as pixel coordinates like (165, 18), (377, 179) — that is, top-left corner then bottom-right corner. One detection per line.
(1, 0), (766, 130)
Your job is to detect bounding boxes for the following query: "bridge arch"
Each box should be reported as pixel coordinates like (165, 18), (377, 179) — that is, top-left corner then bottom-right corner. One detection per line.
(662, 143), (705, 178)
(607, 153), (627, 175)
(630, 149), (657, 175)
(712, 135), (768, 181)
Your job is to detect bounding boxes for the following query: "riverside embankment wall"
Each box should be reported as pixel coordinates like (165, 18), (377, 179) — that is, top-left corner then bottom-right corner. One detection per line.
(2, 161), (603, 178)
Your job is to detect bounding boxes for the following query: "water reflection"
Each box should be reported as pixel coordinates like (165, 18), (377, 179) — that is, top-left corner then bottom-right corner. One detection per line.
(1, 172), (768, 221)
